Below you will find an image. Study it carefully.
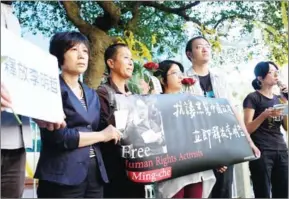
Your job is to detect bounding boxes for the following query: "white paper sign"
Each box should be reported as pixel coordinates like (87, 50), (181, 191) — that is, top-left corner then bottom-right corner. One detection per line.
(114, 110), (129, 131)
(150, 76), (163, 94)
(1, 27), (63, 123)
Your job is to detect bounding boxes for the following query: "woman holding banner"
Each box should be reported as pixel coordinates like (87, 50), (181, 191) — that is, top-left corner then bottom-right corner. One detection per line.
(152, 60), (220, 198)
(34, 32), (122, 198)
(243, 61), (288, 198)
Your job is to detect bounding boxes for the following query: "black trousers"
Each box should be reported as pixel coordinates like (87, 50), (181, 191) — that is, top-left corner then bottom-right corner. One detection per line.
(211, 165), (234, 198)
(103, 176), (145, 198)
(1, 148), (26, 198)
(249, 150), (288, 198)
(37, 158), (104, 198)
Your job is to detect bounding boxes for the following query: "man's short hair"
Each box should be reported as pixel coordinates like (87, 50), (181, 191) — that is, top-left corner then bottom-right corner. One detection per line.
(185, 36), (210, 60)
(104, 43), (128, 74)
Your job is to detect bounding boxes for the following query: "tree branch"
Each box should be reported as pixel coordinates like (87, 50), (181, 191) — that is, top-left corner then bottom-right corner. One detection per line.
(211, 14), (253, 29)
(97, 1), (121, 26)
(142, 1), (202, 27)
(127, 2), (142, 30)
(169, 1), (201, 12)
(62, 1), (92, 34)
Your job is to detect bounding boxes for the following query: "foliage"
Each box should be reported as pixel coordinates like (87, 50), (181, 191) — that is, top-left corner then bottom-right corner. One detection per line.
(259, 1), (288, 66)
(12, 1), (288, 88)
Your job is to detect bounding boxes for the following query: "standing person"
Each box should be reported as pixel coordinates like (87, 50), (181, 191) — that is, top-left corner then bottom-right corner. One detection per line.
(1, 1), (65, 197)
(1, 2), (29, 198)
(185, 36), (260, 198)
(243, 61), (288, 198)
(96, 43), (145, 198)
(153, 60), (217, 198)
(34, 31), (122, 198)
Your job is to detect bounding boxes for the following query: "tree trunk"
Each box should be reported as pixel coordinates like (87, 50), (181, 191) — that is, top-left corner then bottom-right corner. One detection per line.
(84, 29), (113, 89)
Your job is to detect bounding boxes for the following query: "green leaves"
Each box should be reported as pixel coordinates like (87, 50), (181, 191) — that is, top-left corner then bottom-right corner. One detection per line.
(12, 1), (288, 72)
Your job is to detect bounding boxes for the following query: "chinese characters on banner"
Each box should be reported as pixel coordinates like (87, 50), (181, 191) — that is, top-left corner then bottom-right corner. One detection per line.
(1, 27), (63, 123)
(3, 57), (59, 94)
(115, 94), (256, 184)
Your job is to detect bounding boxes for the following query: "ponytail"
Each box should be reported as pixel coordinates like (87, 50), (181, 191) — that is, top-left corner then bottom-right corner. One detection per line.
(252, 78), (262, 90)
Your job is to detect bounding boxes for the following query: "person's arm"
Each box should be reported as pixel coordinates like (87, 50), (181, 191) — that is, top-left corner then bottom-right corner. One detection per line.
(231, 105), (260, 158)
(225, 82), (260, 157)
(41, 124), (121, 150)
(243, 108), (269, 134)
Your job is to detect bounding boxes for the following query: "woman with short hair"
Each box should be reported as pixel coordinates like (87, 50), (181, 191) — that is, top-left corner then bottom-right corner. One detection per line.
(35, 31), (122, 198)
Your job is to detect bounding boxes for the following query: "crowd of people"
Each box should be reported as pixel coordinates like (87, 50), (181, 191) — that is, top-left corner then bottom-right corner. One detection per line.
(1, 1), (288, 198)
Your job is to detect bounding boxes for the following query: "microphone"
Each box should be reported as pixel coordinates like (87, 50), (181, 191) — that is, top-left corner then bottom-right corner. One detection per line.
(277, 80), (288, 100)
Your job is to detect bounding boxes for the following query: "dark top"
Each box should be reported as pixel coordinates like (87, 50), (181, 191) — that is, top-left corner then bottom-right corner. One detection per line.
(96, 77), (144, 198)
(199, 73), (215, 98)
(34, 76), (108, 186)
(243, 91), (287, 151)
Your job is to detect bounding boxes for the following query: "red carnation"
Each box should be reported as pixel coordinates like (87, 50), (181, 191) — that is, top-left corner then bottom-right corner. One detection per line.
(144, 62), (159, 71)
(181, 78), (196, 86)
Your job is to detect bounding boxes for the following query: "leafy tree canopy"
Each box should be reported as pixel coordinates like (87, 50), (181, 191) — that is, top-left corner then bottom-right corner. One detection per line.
(13, 1), (288, 88)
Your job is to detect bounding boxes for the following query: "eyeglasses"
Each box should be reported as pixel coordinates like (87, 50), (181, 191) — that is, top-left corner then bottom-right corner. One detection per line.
(167, 71), (183, 77)
(268, 70), (280, 76)
(196, 44), (211, 50)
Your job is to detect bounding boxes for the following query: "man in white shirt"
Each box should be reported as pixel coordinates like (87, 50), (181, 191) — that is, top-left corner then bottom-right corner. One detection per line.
(185, 36), (260, 198)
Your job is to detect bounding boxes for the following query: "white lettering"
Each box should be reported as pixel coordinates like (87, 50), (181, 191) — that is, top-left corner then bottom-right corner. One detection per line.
(122, 145), (151, 159)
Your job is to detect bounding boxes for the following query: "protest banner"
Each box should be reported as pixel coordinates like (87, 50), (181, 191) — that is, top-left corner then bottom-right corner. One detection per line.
(1, 27), (63, 123)
(114, 94), (256, 184)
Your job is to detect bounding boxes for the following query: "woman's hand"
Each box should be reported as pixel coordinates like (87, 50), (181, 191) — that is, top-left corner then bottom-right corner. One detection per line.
(33, 119), (67, 131)
(250, 142), (261, 158)
(261, 107), (283, 119)
(279, 83), (288, 94)
(101, 124), (122, 144)
(216, 166), (227, 173)
(33, 110), (67, 131)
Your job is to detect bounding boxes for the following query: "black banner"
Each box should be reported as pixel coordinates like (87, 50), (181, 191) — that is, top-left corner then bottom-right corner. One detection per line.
(114, 94), (256, 184)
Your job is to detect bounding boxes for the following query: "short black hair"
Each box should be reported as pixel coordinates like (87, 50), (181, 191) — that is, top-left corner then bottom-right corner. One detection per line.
(49, 31), (90, 68)
(104, 43), (128, 74)
(252, 61), (279, 90)
(154, 60), (184, 91)
(185, 36), (210, 60)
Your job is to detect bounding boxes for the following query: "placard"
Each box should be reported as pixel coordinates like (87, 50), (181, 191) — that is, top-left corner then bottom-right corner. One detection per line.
(115, 94), (256, 183)
(1, 27), (63, 122)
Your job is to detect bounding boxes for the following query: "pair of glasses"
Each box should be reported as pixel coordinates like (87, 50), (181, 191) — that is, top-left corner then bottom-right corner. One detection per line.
(167, 71), (183, 77)
(196, 44), (211, 50)
(268, 70), (280, 76)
